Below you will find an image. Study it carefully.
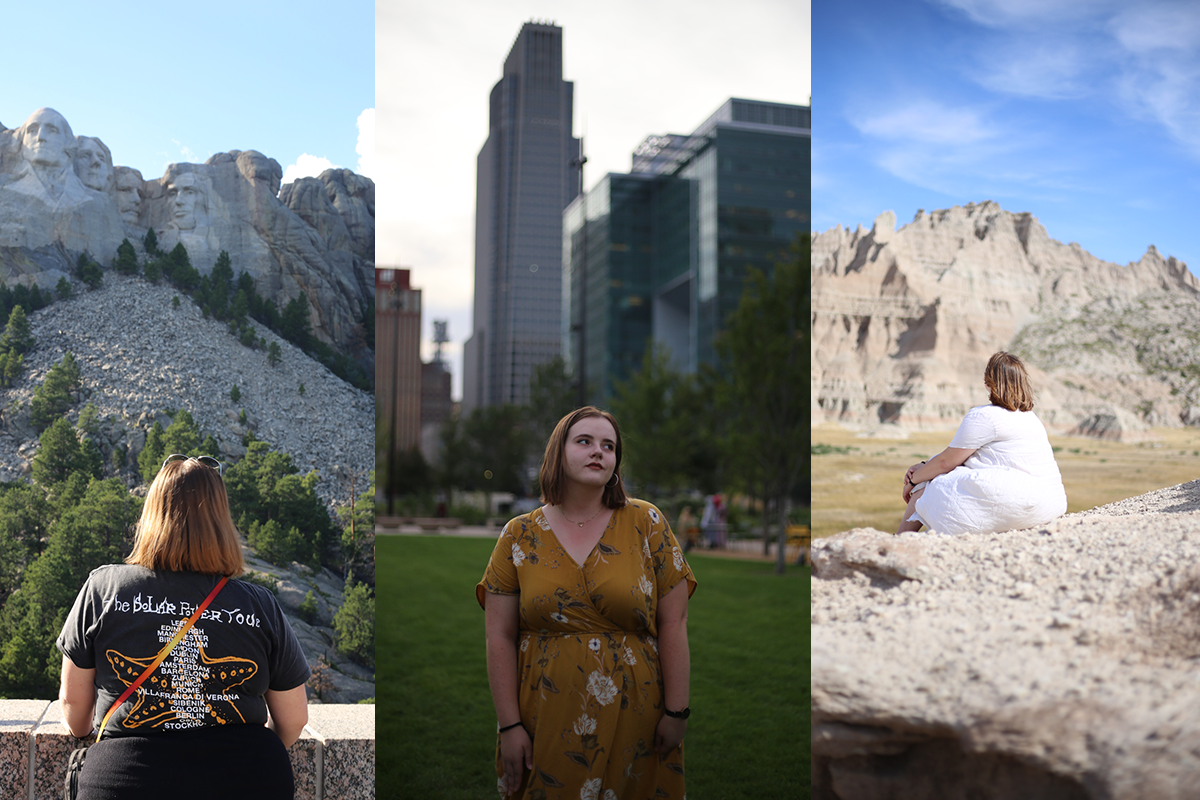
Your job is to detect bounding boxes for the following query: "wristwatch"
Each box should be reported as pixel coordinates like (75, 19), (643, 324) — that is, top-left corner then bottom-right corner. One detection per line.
(663, 706), (690, 720)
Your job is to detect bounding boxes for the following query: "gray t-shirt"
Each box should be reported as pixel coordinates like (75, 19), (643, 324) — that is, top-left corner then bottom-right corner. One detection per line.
(57, 564), (310, 737)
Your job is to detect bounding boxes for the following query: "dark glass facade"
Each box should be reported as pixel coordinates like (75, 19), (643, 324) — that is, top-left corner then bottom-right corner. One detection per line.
(465, 22), (581, 411)
(563, 99), (810, 404)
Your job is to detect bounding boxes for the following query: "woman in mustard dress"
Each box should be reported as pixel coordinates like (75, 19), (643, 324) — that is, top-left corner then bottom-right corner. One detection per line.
(477, 406), (696, 799)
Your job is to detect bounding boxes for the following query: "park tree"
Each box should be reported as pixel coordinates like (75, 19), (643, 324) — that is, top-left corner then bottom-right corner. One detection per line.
(611, 344), (707, 495)
(714, 235), (807, 574)
(463, 404), (533, 505)
(527, 356), (577, 447)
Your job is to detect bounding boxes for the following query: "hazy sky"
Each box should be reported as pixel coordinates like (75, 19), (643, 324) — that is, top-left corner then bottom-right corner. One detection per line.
(814, 0), (1200, 276)
(2, 1), (374, 186)
(379, 0), (811, 400)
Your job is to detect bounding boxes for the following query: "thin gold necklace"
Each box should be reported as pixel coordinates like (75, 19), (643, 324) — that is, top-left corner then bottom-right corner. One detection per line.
(558, 504), (603, 528)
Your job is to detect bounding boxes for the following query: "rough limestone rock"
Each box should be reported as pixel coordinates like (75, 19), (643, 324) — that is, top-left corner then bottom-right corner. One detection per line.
(0, 107), (373, 364)
(242, 551), (374, 704)
(812, 202), (1200, 437)
(811, 482), (1200, 800)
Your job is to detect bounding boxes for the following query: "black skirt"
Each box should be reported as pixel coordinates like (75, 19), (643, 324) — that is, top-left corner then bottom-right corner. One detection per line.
(78, 724), (293, 800)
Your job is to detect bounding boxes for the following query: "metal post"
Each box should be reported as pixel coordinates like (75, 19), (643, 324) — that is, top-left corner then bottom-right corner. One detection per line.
(571, 140), (588, 408)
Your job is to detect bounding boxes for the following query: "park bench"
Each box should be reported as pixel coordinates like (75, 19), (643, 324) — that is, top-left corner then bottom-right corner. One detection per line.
(413, 517), (462, 531)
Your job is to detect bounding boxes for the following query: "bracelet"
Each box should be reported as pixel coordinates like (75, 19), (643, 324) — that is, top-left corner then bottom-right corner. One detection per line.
(499, 720), (525, 733)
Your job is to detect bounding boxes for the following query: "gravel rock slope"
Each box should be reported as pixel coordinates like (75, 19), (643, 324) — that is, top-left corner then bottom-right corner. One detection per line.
(812, 483), (1200, 799)
(0, 273), (372, 500)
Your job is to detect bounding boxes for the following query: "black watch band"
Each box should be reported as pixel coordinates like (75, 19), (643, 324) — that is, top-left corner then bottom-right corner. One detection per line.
(663, 706), (690, 719)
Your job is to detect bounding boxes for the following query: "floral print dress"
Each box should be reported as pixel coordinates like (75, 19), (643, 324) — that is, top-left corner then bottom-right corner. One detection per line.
(476, 500), (697, 800)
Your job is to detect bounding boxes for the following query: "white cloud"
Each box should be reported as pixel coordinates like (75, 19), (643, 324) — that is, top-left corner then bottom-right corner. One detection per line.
(171, 138), (200, 164)
(855, 101), (992, 145)
(281, 153), (337, 185)
(356, 108), (375, 179)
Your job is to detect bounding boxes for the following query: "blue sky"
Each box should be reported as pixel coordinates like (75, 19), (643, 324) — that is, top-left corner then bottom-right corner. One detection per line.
(2, 1), (374, 184)
(813, 0), (1200, 275)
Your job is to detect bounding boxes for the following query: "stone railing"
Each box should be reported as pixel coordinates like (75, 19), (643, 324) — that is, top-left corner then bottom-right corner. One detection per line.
(0, 700), (374, 800)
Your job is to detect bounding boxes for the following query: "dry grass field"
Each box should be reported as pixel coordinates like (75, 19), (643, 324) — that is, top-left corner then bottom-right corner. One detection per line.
(813, 424), (1200, 539)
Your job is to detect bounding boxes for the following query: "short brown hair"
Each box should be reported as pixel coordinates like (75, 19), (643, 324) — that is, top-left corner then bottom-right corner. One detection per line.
(538, 407), (628, 509)
(985, 351), (1035, 412)
(127, 459), (244, 575)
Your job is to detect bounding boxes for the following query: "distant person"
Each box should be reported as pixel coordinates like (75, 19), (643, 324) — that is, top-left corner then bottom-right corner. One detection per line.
(897, 351), (1068, 536)
(57, 455), (310, 800)
(477, 406), (696, 798)
(700, 493), (726, 548)
(677, 505), (697, 551)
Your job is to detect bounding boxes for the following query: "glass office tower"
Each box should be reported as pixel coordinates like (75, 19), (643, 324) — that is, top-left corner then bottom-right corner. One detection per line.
(563, 98), (810, 404)
(463, 22), (581, 411)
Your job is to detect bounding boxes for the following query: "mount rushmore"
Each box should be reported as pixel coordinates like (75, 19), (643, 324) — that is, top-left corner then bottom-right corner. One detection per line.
(0, 107), (373, 364)
(811, 201), (1200, 439)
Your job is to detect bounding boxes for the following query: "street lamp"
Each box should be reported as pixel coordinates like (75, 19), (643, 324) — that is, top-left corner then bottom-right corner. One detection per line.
(570, 142), (588, 408)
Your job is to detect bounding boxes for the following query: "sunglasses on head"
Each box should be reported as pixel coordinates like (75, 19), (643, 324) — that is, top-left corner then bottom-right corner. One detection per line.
(161, 454), (225, 477)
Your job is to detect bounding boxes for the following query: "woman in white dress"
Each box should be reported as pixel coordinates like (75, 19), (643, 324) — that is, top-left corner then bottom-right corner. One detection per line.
(897, 352), (1067, 536)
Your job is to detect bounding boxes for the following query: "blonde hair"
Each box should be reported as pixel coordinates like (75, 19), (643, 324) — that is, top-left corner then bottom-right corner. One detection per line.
(538, 407), (628, 509)
(985, 351), (1035, 412)
(127, 459), (244, 575)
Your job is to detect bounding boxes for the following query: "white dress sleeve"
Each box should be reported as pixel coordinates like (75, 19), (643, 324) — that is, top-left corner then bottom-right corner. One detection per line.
(948, 406), (998, 450)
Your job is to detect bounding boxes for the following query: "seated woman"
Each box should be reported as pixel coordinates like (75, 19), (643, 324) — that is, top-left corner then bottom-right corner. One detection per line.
(898, 351), (1068, 536)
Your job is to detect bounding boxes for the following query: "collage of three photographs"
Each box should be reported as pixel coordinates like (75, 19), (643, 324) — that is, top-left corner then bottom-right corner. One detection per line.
(4, 0), (1200, 798)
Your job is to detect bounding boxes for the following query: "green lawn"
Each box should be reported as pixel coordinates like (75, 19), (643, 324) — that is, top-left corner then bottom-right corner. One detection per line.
(379, 536), (810, 799)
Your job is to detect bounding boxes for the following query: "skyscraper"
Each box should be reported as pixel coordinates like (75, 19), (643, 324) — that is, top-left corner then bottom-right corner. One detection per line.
(463, 22), (581, 411)
(563, 98), (810, 403)
(375, 267), (421, 452)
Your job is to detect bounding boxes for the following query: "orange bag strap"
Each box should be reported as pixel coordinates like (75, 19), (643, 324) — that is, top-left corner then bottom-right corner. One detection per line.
(95, 576), (229, 742)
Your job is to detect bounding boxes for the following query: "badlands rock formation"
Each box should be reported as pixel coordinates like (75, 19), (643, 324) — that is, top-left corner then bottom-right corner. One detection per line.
(0, 107), (373, 361)
(811, 483), (1200, 800)
(812, 202), (1200, 438)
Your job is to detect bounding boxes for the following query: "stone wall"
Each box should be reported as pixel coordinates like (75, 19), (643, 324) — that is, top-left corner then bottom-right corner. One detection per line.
(0, 700), (374, 800)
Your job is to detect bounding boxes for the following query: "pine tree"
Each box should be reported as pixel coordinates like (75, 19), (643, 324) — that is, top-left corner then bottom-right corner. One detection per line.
(143, 228), (159, 256)
(230, 384), (241, 403)
(0, 305), (34, 357)
(113, 238), (138, 275)
(267, 342), (282, 367)
(138, 421), (166, 483)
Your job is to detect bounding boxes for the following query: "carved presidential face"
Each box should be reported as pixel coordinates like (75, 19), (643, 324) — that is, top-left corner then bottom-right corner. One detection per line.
(167, 172), (203, 230)
(20, 108), (71, 169)
(114, 168), (143, 225)
(74, 137), (111, 191)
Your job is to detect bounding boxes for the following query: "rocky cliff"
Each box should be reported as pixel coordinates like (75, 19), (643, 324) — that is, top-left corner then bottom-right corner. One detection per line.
(0, 108), (373, 366)
(811, 483), (1200, 799)
(812, 201), (1200, 438)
